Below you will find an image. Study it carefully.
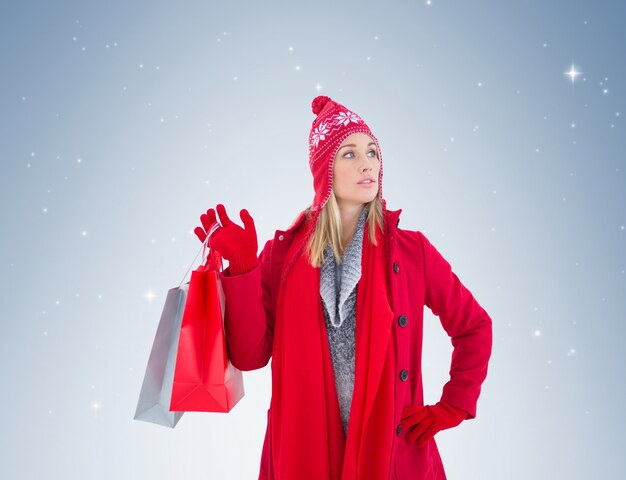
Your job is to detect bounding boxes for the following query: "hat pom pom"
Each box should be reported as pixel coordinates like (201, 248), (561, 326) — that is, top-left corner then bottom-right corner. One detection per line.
(312, 95), (332, 115)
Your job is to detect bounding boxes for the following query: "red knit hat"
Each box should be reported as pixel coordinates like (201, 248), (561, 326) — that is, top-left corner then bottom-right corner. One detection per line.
(280, 95), (387, 286)
(308, 95), (385, 212)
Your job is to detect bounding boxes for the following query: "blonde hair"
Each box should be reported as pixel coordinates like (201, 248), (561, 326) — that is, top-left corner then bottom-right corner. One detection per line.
(289, 191), (385, 268)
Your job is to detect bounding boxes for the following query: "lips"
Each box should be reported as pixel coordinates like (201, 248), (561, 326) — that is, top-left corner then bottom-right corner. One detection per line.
(357, 177), (376, 184)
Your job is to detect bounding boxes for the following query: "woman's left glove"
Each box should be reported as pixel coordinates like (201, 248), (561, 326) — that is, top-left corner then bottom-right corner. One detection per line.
(400, 401), (469, 447)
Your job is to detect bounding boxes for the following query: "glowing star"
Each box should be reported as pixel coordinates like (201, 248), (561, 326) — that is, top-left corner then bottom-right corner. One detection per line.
(564, 63), (582, 83)
(144, 289), (156, 303)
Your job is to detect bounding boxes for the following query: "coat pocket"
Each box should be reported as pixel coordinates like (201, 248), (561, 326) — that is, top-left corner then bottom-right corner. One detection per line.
(394, 436), (446, 479)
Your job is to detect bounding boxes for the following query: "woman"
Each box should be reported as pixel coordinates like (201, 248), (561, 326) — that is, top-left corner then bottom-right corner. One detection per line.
(194, 96), (493, 480)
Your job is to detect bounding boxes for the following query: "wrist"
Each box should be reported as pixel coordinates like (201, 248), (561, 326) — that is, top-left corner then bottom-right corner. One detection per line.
(228, 254), (259, 275)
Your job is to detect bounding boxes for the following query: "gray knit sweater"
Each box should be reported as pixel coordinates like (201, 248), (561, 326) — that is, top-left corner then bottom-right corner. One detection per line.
(319, 205), (369, 437)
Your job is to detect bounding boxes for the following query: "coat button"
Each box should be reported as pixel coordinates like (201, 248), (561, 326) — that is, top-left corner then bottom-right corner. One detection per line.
(393, 261), (399, 273)
(398, 315), (408, 327)
(278, 235), (284, 241)
(396, 424), (402, 436)
(400, 369), (409, 381)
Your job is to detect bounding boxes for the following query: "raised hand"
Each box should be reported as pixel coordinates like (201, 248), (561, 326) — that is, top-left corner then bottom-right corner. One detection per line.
(194, 204), (259, 275)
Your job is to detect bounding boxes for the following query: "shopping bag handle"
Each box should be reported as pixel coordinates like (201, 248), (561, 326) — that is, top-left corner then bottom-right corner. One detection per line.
(178, 222), (222, 288)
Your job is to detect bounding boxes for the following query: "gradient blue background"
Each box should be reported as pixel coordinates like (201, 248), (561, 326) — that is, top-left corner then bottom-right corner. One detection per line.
(1, 0), (625, 478)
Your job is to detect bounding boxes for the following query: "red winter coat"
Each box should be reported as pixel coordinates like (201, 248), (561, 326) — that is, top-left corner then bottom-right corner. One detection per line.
(219, 207), (493, 479)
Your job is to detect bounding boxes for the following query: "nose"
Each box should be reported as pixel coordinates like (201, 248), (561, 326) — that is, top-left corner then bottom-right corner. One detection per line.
(361, 158), (376, 173)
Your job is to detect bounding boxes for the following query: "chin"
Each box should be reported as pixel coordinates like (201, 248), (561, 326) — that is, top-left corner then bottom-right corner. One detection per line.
(338, 192), (378, 207)
(362, 192), (378, 202)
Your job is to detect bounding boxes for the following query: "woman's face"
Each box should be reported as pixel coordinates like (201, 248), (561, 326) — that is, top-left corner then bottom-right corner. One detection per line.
(332, 132), (381, 209)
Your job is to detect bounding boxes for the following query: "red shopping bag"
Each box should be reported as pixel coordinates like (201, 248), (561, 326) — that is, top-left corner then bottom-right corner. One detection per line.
(170, 248), (245, 412)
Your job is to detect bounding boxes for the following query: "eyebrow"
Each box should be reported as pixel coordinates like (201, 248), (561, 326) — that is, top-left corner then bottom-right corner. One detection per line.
(338, 142), (376, 151)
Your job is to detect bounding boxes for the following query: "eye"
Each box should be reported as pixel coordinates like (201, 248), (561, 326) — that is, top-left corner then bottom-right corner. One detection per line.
(343, 149), (378, 159)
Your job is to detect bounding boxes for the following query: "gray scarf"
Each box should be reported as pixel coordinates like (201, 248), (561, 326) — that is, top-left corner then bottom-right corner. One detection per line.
(319, 204), (369, 435)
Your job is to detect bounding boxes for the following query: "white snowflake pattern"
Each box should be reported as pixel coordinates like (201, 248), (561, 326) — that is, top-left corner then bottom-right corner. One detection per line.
(333, 111), (362, 127)
(311, 121), (331, 148)
(309, 111), (364, 151)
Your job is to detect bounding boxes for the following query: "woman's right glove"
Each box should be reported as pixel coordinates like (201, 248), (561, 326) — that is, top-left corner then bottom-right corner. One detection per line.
(194, 204), (259, 276)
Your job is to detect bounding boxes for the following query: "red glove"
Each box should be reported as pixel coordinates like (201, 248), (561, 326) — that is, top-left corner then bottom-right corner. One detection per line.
(400, 401), (468, 447)
(194, 204), (259, 276)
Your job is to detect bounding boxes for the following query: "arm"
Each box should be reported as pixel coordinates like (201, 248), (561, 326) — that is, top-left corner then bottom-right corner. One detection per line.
(219, 238), (275, 371)
(418, 231), (493, 419)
